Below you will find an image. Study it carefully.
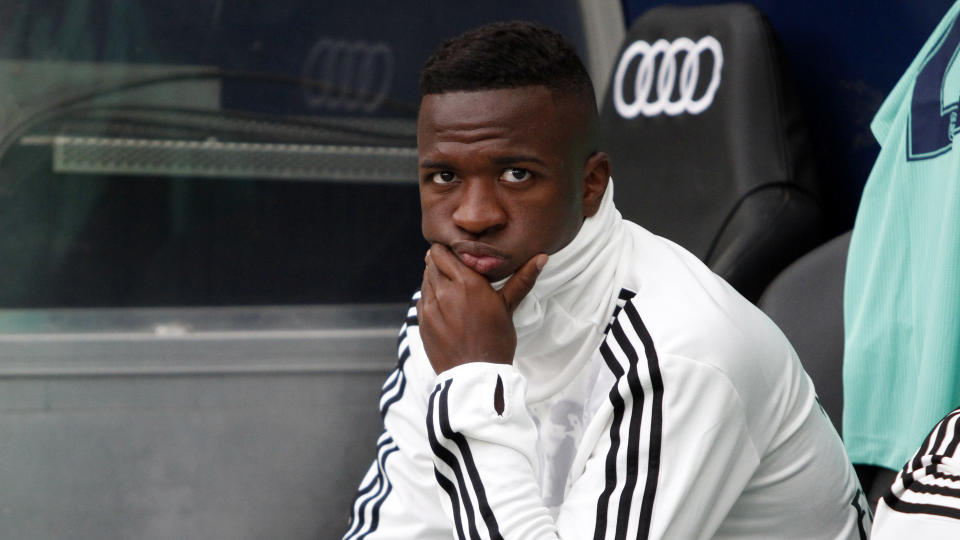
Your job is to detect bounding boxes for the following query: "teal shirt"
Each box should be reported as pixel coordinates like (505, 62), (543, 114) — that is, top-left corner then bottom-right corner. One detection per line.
(843, 0), (960, 470)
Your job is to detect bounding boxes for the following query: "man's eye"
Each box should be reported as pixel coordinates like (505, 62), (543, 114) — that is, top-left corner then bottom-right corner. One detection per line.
(500, 168), (531, 183)
(430, 171), (456, 184)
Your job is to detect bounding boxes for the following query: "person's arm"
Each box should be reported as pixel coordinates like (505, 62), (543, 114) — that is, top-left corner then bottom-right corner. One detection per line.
(416, 243), (561, 536)
(871, 407), (960, 540)
(342, 293), (450, 540)
(345, 240), (545, 539)
(427, 362), (557, 537)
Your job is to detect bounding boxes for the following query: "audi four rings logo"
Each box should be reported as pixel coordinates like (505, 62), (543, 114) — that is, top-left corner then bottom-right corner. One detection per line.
(301, 38), (394, 112)
(612, 36), (723, 119)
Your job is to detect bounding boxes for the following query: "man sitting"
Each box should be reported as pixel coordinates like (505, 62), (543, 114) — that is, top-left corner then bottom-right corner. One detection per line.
(343, 21), (868, 539)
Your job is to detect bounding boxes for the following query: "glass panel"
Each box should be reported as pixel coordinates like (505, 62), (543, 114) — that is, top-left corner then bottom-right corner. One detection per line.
(0, 0), (586, 307)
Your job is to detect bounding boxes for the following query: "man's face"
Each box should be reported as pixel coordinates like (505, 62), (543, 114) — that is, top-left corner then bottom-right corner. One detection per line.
(418, 86), (591, 282)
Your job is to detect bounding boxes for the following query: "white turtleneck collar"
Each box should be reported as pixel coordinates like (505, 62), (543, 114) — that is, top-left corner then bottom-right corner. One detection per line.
(494, 179), (626, 402)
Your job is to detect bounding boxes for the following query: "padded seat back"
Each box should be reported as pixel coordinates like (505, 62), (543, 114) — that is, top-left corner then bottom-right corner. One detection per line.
(599, 3), (824, 301)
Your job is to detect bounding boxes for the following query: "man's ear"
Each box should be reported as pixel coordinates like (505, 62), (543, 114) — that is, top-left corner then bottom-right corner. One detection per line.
(581, 152), (611, 218)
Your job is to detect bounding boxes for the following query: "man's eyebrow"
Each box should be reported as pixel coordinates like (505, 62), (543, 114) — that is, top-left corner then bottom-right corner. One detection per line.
(489, 155), (546, 166)
(419, 159), (454, 169)
(419, 155), (546, 169)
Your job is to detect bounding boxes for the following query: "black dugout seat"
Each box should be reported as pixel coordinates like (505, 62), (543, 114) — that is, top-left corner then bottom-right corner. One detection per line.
(599, 3), (824, 302)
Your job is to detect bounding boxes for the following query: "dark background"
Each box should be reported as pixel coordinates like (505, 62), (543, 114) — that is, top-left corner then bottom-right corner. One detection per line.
(0, 1), (955, 306)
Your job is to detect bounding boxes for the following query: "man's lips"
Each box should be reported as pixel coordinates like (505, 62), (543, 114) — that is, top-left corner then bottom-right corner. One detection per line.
(450, 241), (509, 275)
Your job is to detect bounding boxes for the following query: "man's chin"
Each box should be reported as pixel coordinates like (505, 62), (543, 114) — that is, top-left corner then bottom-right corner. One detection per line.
(484, 261), (527, 284)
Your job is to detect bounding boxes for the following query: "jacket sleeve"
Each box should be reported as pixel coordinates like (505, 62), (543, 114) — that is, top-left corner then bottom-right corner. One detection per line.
(427, 362), (557, 539)
(342, 294), (451, 540)
(871, 407), (960, 540)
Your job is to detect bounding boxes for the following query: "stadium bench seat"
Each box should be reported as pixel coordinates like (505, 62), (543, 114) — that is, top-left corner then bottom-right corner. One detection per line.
(599, 3), (825, 302)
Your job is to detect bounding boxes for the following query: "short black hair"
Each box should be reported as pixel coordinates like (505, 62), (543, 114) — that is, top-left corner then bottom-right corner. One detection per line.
(419, 20), (596, 108)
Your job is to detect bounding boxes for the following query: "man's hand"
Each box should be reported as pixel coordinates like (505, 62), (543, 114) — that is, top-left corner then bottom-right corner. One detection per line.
(417, 244), (547, 374)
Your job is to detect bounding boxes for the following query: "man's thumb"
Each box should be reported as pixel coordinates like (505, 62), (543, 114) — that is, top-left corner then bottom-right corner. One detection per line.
(501, 254), (548, 313)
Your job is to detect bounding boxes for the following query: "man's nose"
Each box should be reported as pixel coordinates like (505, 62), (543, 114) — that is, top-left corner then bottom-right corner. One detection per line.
(451, 179), (507, 235)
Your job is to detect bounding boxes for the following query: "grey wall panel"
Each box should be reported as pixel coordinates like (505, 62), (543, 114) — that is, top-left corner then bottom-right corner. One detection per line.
(0, 304), (404, 539)
(0, 372), (388, 539)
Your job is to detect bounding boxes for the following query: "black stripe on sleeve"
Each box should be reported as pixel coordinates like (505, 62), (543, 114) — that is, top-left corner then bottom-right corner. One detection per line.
(592, 296), (664, 540)
(378, 346), (409, 418)
(406, 291), (421, 328)
(357, 446), (399, 540)
(911, 409), (960, 471)
(379, 343), (409, 396)
(624, 301), (664, 539)
(594, 341), (627, 540)
(435, 467), (468, 540)
(427, 382), (483, 540)
(913, 411), (951, 471)
(344, 466), (381, 538)
(344, 434), (399, 540)
(396, 322), (408, 350)
(609, 320), (645, 540)
(885, 408), (960, 522)
(438, 380), (504, 540)
(605, 289), (638, 334)
(600, 341), (626, 379)
(378, 293), (419, 418)
(910, 427), (937, 472)
(942, 412), (960, 458)
(882, 496), (960, 521)
(899, 469), (960, 498)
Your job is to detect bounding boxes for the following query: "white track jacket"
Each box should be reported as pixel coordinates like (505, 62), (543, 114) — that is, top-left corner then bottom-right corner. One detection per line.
(343, 183), (870, 539)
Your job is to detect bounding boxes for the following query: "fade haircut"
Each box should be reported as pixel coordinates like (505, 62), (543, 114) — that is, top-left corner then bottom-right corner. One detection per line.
(419, 20), (596, 110)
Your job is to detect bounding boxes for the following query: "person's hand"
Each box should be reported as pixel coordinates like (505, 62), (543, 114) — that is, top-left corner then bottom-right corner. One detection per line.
(417, 244), (547, 374)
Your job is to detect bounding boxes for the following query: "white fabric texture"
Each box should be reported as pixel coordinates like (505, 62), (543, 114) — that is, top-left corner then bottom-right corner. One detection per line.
(496, 182), (624, 401)
(344, 184), (869, 540)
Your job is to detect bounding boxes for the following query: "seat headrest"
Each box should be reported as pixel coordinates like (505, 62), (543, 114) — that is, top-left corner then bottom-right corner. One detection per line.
(599, 3), (818, 261)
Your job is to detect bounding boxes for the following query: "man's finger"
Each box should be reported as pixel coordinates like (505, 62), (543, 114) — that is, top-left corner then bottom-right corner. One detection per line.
(417, 266), (430, 326)
(500, 254), (548, 313)
(418, 265), (445, 324)
(429, 243), (477, 282)
(425, 249), (446, 285)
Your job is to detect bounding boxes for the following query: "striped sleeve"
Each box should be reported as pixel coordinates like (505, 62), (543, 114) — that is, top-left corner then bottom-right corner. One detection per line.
(342, 432), (401, 539)
(377, 291), (420, 418)
(426, 363), (555, 539)
(343, 291), (450, 540)
(428, 379), (504, 540)
(872, 407), (960, 538)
